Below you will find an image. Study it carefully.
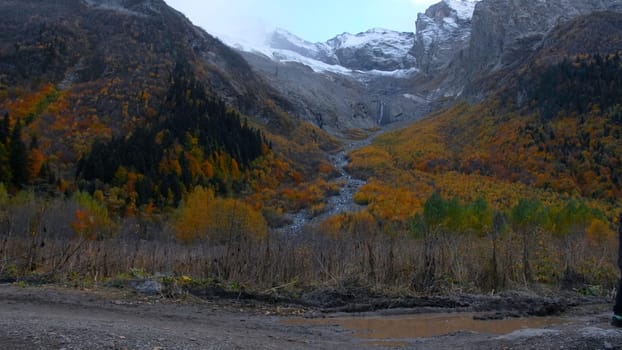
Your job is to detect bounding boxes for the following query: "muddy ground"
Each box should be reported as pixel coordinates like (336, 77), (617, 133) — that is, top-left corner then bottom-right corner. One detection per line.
(1, 283), (621, 349)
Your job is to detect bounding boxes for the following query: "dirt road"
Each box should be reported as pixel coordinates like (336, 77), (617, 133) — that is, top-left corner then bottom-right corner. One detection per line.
(1, 284), (621, 349)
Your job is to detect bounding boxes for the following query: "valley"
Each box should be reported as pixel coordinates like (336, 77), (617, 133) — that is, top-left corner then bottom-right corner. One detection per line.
(1, 0), (622, 347)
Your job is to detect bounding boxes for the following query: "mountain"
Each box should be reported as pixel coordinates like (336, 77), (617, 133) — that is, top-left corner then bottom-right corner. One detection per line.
(0, 0), (338, 205)
(326, 28), (417, 71)
(0, 0), (294, 122)
(346, 10), (622, 225)
(468, 0), (622, 73)
(412, 0), (478, 74)
(455, 0), (622, 98)
(225, 27), (417, 76)
(235, 28), (425, 134)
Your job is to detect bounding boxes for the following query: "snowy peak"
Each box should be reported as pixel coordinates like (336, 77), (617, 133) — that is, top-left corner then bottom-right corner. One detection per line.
(327, 28), (416, 71)
(444, 0), (479, 20)
(328, 28), (413, 51)
(413, 0), (480, 73)
(268, 28), (339, 66)
(252, 27), (417, 75)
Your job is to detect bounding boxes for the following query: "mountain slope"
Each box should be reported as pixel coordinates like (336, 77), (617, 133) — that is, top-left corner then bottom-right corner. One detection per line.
(454, 0), (622, 99)
(347, 11), (622, 223)
(0, 0), (291, 119)
(0, 0), (342, 216)
(0, 0), (334, 158)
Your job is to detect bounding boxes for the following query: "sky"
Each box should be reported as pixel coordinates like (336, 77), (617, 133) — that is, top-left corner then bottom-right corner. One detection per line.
(164, 0), (438, 43)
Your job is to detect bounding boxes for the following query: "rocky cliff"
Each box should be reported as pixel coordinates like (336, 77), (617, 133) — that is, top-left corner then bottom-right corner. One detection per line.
(423, 0), (622, 100)
(412, 0), (478, 74)
(468, 0), (622, 73)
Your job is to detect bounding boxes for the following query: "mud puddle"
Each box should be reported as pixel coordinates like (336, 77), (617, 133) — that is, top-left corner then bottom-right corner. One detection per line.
(285, 312), (571, 340)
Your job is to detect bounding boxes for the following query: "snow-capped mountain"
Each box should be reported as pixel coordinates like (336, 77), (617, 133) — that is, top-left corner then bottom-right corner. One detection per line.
(413, 0), (480, 74)
(326, 28), (416, 71)
(221, 0), (622, 133)
(231, 27), (417, 76)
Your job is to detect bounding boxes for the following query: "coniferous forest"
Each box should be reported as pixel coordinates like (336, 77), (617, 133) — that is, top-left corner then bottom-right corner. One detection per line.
(77, 63), (267, 207)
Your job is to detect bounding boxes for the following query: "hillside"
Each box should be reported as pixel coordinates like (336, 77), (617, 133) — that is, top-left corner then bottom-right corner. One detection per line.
(0, 0), (342, 216)
(348, 12), (622, 221)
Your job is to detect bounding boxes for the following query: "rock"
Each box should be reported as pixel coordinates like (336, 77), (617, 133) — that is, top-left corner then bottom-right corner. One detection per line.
(433, 0), (622, 99)
(413, 0), (477, 74)
(130, 280), (163, 296)
(467, 0), (622, 73)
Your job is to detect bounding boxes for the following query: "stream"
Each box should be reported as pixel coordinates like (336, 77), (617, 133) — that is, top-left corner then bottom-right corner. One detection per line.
(279, 127), (388, 235)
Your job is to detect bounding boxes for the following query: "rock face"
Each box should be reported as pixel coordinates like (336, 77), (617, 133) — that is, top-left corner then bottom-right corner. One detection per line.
(413, 0), (478, 74)
(0, 0), (297, 139)
(536, 11), (622, 65)
(417, 0), (622, 99)
(267, 28), (416, 72)
(468, 0), (622, 73)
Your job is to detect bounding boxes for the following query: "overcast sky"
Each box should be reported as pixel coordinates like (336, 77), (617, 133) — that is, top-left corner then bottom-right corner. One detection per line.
(164, 0), (438, 43)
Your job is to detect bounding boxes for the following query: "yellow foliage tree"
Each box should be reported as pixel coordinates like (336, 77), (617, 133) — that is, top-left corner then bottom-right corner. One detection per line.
(173, 186), (214, 242)
(174, 186), (267, 243)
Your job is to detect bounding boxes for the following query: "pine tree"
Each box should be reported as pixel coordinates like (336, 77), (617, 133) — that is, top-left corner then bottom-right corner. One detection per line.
(9, 121), (30, 186)
(0, 113), (9, 144)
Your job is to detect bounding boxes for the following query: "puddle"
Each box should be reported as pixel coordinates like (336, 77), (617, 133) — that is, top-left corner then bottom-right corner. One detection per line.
(285, 312), (569, 339)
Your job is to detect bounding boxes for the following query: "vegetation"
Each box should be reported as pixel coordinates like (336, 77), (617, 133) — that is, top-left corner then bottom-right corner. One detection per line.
(0, 15), (619, 299)
(0, 190), (615, 296)
(76, 63), (268, 208)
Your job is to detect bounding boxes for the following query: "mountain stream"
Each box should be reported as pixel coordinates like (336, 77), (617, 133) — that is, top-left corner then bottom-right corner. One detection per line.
(279, 127), (388, 234)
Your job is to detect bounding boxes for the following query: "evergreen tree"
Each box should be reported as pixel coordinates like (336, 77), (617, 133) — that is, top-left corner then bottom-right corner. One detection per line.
(9, 121), (29, 186)
(0, 113), (9, 144)
(0, 143), (12, 184)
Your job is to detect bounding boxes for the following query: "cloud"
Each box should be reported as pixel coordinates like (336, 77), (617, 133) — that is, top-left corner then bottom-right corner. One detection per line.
(167, 0), (271, 45)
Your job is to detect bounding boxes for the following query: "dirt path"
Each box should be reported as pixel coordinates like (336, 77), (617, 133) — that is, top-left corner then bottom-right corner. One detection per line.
(0, 284), (364, 350)
(2, 284), (622, 349)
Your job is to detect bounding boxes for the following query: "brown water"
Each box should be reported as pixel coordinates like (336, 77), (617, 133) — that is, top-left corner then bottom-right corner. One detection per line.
(285, 312), (570, 339)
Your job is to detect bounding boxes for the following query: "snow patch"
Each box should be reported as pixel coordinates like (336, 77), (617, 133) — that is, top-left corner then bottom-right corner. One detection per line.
(403, 93), (428, 103)
(329, 28), (414, 54)
(362, 68), (419, 78)
(443, 0), (479, 20)
(273, 50), (353, 75)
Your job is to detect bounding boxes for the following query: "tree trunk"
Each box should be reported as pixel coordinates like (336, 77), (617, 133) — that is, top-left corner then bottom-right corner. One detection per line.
(522, 230), (532, 284)
(367, 240), (375, 283)
(614, 213), (622, 317)
(491, 237), (498, 290)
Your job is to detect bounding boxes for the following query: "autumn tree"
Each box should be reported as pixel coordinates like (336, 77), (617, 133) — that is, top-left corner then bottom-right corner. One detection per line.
(174, 186), (267, 243)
